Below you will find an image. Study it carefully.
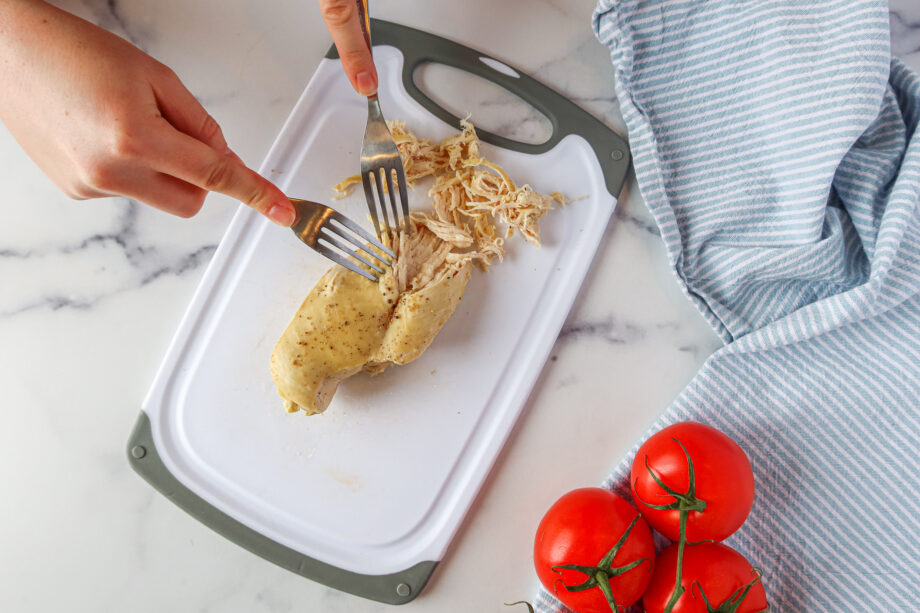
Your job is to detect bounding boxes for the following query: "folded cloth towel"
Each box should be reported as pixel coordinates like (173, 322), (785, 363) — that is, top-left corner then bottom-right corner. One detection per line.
(537, 1), (920, 610)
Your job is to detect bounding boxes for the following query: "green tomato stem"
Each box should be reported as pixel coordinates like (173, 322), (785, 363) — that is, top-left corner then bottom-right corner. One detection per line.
(661, 508), (689, 613)
(691, 568), (770, 613)
(594, 570), (621, 613)
(550, 514), (649, 612)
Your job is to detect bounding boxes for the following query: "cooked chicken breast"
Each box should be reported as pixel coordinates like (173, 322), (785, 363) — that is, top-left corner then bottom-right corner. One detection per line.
(270, 223), (471, 415)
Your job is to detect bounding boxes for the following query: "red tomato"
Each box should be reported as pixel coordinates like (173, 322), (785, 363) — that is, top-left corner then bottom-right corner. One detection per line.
(631, 422), (754, 542)
(643, 542), (769, 613)
(534, 488), (655, 613)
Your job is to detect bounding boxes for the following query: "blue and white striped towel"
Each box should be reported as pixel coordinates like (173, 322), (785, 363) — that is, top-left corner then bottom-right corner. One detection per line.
(537, 1), (920, 611)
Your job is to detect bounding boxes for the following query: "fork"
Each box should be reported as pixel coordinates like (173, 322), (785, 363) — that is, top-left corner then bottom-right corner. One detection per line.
(356, 0), (411, 239)
(289, 198), (394, 281)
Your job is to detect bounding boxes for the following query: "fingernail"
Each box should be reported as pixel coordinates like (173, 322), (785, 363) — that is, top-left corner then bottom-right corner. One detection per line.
(355, 71), (377, 96)
(268, 204), (296, 227)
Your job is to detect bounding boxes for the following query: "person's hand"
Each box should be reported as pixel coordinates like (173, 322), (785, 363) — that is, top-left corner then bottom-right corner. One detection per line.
(0, 0), (296, 225)
(318, 0), (378, 96)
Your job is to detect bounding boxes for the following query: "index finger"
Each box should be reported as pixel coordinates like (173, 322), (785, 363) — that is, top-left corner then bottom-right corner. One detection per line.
(148, 121), (295, 226)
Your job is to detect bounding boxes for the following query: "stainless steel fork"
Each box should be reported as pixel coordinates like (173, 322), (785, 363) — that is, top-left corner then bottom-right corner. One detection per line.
(356, 0), (411, 239)
(289, 198), (394, 281)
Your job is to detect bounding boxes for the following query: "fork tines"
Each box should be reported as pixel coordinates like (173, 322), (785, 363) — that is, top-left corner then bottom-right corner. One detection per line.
(362, 163), (411, 240)
(315, 211), (395, 282)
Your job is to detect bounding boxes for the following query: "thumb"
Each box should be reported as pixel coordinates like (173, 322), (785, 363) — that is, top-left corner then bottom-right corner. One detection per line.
(318, 0), (377, 96)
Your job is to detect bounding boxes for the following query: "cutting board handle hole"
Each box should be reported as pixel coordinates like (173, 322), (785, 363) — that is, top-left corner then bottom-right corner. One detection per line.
(412, 62), (553, 146)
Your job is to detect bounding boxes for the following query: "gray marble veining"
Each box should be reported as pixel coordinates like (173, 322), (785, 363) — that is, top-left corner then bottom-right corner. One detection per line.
(0, 199), (216, 317)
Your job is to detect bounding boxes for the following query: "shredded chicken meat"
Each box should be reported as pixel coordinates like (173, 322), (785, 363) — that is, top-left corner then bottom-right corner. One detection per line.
(334, 119), (568, 270)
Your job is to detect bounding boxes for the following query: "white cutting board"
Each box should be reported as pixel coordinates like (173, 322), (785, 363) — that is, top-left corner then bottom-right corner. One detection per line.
(130, 20), (629, 604)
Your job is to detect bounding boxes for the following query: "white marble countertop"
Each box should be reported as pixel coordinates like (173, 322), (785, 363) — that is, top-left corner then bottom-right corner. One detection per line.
(2, 1), (918, 611)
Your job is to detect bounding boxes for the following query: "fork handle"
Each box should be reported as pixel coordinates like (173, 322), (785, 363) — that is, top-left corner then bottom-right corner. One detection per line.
(355, 0), (372, 53)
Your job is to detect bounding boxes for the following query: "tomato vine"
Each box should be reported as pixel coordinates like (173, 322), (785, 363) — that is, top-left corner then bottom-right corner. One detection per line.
(635, 438), (765, 613)
(634, 438), (705, 612)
